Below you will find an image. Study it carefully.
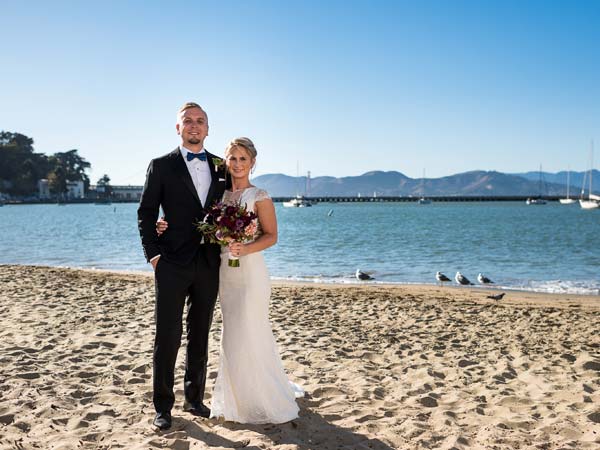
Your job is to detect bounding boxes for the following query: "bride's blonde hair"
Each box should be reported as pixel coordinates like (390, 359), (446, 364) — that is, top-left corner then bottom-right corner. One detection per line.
(225, 137), (257, 160)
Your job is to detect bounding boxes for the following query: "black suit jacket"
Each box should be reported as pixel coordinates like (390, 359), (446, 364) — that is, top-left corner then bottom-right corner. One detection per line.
(137, 147), (228, 267)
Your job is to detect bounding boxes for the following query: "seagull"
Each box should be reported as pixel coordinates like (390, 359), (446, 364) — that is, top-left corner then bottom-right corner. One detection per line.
(486, 292), (505, 301)
(356, 269), (374, 281)
(455, 271), (474, 286)
(436, 271), (451, 286)
(477, 273), (494, 284)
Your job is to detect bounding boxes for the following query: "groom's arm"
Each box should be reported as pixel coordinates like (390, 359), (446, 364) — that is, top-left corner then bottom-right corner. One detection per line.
(137, 159), (162, 263)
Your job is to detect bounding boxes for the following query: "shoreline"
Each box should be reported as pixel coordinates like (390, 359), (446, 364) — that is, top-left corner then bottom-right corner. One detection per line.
(1, 264), (599, 449)
(2, 263), (599, 298)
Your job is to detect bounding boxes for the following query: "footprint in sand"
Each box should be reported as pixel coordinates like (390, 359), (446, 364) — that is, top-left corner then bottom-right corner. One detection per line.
(419, 396), (438, 407)
(15, 372), (40, 380)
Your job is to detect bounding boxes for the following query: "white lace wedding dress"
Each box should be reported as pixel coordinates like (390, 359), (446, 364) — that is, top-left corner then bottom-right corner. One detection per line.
(210, 187), (303, 424)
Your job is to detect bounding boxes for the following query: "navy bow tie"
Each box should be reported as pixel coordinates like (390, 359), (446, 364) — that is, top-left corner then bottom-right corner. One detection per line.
(187, 151), (207, 161)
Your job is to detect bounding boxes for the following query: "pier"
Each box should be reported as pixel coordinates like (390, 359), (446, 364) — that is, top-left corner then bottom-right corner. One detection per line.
(3, 195), (568, 205)
(272, 195), (565, 203)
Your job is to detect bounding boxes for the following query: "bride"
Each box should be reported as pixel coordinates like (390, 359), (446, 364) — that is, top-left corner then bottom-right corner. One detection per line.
(158, 137), (302, 424)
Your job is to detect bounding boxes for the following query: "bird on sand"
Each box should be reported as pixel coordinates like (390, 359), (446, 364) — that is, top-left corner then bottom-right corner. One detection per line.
(356, 269), (374, 281)
(477, 273), (494, 284)
(486, 292), (505, 301)
(436, 271), (451, 286)
(455, 271), (474, 285)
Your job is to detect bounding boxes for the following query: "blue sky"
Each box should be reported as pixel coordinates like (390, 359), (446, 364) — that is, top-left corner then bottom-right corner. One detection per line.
(2, 0), (599, 185)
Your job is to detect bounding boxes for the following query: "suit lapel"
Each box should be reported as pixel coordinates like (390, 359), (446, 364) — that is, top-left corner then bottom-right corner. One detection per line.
(205, 150), (224, 207)
(170, 148), (203, 207)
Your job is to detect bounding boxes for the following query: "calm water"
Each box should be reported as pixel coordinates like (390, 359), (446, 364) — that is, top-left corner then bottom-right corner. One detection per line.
(1, 202), (599, 295)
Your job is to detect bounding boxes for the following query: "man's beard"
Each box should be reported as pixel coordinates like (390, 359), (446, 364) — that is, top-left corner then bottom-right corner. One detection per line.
(187, 137), (201, 145)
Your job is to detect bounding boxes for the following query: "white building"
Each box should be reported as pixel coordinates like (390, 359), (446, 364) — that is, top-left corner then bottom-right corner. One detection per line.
(38, 179), (85, 199)
(111, 185), (143, 201)
(91, 184), (144, 201)
(38, 179), (50, 199)
(67, 180), (85, 199)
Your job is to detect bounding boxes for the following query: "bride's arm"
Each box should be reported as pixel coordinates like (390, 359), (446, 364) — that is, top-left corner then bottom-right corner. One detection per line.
(230, 199), (277, 256)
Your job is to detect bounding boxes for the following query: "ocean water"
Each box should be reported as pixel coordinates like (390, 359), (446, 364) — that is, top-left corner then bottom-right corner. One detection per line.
(1, 201), (598, 295)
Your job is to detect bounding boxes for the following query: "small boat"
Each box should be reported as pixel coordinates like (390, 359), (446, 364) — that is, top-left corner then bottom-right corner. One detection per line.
(559, 168), (577, 204)
(283, 195), (312, 207)
(580, 197), (600, 209)
(579, 141), (599, 210)
(559, 198), (577, 204)
(526, 197), (547, 205)
(417, 169), (431, 204)
(526, 164), (547, 205)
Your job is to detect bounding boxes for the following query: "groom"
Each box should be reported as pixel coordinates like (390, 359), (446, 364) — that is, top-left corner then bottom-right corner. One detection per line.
(137, 102), (227, 430)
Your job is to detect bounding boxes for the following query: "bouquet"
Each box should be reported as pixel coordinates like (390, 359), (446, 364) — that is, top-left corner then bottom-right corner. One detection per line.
(196, 201), (258, 267)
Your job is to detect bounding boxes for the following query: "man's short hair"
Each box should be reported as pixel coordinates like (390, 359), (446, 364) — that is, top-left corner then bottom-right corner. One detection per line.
(178, 102), (203, 114)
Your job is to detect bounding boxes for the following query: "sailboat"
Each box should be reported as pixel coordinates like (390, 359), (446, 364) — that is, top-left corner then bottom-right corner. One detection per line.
(283, 194), (312, 207)
(525, 164), (547, 205)
(417, 169), (431, 204)
(559, 167), (576, 204)
(579, 140), (600, 210)
(283, 166), (313, 207)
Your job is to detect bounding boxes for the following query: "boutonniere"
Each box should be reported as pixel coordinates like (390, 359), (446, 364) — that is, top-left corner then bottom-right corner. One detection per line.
(212, 157), (225, 173)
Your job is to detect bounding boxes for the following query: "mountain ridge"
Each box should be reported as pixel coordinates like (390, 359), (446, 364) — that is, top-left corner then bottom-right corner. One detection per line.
(251, 170), (599, 197)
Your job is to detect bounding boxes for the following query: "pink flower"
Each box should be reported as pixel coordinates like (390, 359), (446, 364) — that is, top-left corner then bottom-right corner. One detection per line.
(244, 221), (257, 236)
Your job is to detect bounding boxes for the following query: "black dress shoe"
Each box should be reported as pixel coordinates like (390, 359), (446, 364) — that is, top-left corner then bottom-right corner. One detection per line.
(153, 411), (172, 430)
(184, 400), (210, 418)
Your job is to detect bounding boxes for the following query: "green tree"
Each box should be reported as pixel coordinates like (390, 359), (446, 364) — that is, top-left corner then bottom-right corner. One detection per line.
(48, 163), (68, 198)
(96, 174), (112, 199)
(49, 149), (91, 192)
(0, 131), (48, 196)
(0, 132), (92, 198)
(0, 131), (34, 152)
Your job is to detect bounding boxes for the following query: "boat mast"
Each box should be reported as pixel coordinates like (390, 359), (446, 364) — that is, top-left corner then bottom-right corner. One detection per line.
(590, 140), (594, 199)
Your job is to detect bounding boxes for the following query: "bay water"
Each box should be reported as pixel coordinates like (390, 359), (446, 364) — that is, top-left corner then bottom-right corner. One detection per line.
(1, 201), (598, 295)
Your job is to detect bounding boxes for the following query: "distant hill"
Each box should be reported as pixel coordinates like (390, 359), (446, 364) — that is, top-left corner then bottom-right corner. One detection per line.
(251, 170), (590, 197)
(513, 170), (599, 191)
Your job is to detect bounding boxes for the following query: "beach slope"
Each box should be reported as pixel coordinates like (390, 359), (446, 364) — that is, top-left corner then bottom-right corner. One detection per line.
(0, 265), (599, 449)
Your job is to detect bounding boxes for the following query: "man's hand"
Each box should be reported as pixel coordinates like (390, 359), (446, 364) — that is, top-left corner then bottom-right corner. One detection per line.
(151, 256), (161, 270)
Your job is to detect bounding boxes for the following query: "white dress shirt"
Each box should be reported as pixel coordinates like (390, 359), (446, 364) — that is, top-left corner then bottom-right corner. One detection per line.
(180, 146), (211, 207)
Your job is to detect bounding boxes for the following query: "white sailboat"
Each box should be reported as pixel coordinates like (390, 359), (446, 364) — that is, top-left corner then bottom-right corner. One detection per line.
(559, 167), (576, 204)
(579, 141), (599, 210)
(525, 164), (547, 205)
(283, 166), (313, 207)
(417, 169), (431, 204)
(283, 194), (312, 207)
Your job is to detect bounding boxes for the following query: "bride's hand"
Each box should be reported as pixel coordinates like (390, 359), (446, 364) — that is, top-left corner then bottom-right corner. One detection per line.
(228, 241), (247, 257)
(156, 217), (168, 236)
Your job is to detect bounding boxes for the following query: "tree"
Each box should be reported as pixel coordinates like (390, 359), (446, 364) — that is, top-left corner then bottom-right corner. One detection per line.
(0, 131), (34, 152)
(96, 174), (112, 199)
(0, 132), (92, 199)
(49, 149), (91, 192)
(48, 163), (68, 198)
(0, 131), (48, 196)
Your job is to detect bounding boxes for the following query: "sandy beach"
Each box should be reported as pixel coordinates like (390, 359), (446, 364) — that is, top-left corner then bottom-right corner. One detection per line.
(0, 264), (598, 450)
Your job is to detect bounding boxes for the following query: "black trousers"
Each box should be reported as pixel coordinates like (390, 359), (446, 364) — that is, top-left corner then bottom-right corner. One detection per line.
(152, 253), (219, 413)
